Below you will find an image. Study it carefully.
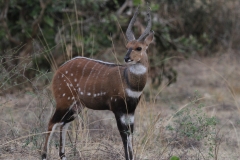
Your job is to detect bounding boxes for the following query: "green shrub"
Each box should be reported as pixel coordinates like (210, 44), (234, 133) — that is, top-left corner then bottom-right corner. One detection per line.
(166, 91), (218, 158)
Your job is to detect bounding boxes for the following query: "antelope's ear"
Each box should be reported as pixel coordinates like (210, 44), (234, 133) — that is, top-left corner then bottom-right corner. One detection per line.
(144, 31), (154, 46)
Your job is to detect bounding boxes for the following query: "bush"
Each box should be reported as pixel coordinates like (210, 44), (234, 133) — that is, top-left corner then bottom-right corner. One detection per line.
(166, 91), (218, 159)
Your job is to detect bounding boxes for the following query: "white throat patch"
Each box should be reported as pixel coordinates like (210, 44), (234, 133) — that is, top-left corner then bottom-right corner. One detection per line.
(129, 64), (147, 75)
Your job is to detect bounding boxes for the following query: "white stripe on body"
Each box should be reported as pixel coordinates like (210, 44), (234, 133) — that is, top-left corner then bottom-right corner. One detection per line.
(91, 64), (105, 102)
(83, 62), (98, 93)
(78, 61), (91, 95)
(99, 67), (110, 100)
(75, 62), (82, 83)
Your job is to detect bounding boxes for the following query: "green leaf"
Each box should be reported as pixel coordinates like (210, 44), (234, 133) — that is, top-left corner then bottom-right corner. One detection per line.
(170, 156), (180, 160)
(151, 4), (159, 11)
(133, 0), (141, 6)
(44, 16), (54, 27)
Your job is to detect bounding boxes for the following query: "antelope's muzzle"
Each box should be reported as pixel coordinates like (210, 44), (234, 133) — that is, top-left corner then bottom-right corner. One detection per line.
(124, 48), (132, 63)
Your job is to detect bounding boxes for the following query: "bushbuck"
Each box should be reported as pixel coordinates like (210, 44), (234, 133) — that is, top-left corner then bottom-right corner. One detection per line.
(42, 7), (154, 160)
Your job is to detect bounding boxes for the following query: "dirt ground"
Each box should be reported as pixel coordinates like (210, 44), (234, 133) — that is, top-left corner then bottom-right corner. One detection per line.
(0, 52), (240, 160)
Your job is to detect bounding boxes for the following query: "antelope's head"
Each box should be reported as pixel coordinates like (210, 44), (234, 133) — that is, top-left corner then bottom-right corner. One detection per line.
(124, 7), (154, 64)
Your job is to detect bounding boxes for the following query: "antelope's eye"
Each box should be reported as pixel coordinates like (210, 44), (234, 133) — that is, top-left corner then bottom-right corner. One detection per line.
(136, 47), (142, 51)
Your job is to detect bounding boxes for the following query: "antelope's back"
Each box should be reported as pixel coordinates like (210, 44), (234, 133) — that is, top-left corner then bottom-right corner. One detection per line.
(51, 57), (125, 110)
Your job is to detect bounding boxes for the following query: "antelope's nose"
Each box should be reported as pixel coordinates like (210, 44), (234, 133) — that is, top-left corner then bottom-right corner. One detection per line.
(124, 48), (132, 62)
(124, 56), (130, 62)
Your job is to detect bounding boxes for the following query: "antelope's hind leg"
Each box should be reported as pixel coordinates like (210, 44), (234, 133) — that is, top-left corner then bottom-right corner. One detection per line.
(58, 102), (83, 159)
(42, 106), (76, 160)
(59, 122), (70, 160)
(42, 109), (65, 160)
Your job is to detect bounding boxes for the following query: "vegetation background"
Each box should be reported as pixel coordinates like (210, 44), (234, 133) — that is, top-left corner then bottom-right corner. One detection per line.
(0, 0), (240, 159)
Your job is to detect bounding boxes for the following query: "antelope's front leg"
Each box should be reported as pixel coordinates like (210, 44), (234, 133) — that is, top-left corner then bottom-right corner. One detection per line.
(115, 112), (135, 160)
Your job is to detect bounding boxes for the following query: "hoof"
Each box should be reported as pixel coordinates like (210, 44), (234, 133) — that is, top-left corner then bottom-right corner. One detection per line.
(42, 153), (47, 160)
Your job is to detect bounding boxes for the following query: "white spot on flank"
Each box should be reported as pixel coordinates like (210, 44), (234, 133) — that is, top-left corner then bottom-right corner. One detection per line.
(125, 88), (142, 98)
(68, 97), (70, 100)
(94, 94), (96, 97)
(120, 114), (134, 125)
(71, 73), (73, 76)
(77, 84), (79, 87)
(129, 64), (147, 75)
(87, 92), (91, 96)
(80, 92), (83, 95)
(62, 74), (64, 78)
(72, 97), (74, 100)
(115, 99), (117, 102)
(74, 78), (77, 82)
(65, 71), (68, 74)
(63, 93), (65, 97)
(111, 97), (113, 100)
(70, 84), (73, 87)
(78, 88), (81, 91)
(59, 88), (61, 90)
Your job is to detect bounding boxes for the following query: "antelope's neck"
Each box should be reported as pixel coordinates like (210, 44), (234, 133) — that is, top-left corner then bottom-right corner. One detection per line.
(125, 63), (148, 92)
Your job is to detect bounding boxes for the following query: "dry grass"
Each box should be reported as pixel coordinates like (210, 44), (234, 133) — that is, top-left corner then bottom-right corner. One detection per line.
(1, 52), (240, 159)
